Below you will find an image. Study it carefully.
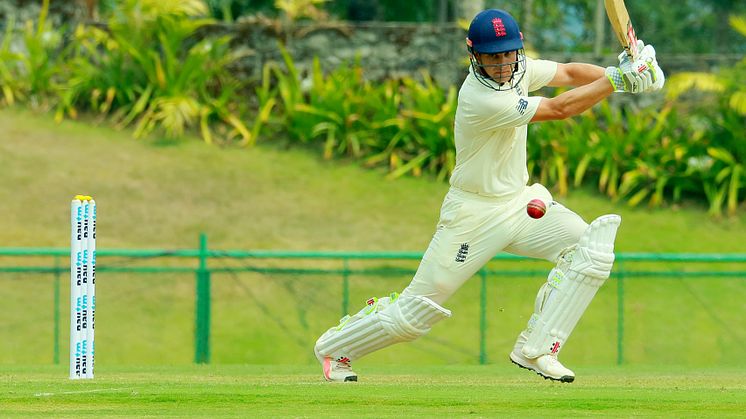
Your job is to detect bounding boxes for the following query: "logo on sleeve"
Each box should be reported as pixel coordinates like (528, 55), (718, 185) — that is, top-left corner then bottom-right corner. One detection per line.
(455, 243), (469, 263)
(516, 98), (529, 115)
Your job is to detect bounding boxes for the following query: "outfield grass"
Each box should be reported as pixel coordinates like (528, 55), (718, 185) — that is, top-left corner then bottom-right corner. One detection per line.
(2, 365), (746, 417)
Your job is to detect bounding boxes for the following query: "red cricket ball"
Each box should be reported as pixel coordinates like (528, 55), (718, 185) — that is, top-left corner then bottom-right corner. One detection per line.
(526, 199), (547, 219)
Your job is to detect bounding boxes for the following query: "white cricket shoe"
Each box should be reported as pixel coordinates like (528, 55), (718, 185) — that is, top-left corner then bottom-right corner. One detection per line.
(321, 356), (358, 382)
(509, 350), (575, 383)
(315, 346), (357, 382)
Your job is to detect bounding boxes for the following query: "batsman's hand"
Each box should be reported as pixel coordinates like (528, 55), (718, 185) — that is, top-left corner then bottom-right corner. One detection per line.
(607, 39), (642, 93)
(606, 40), (661, 94)
(638, 44), (665, 91)
(617, 39), (644, 67)
(605, 65), (651, 93)
(623, 41), (664, 92)
(616, 39), (644, 74)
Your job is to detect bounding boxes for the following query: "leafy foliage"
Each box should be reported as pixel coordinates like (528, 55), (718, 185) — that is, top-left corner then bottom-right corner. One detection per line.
(0, 0), (62, 109)
(258, 45), (745, 215)
(662, 14), (746, 216)
(58, 0), (251, 143)
(260, 45), (456, 180)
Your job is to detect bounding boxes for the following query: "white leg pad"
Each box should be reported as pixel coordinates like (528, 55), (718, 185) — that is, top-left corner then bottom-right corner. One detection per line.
(521, 214), (621, 358)
(314, 294), (451, 362)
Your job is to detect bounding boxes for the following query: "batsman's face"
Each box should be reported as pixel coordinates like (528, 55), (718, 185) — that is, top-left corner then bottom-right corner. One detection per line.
(477, 50), (518, 83)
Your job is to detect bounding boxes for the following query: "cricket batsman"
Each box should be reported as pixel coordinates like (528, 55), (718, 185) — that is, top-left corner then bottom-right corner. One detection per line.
(314, 8), (663, 382)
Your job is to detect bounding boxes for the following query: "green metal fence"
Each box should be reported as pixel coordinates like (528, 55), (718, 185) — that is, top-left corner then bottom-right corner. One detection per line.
(1, 233), (745, 366)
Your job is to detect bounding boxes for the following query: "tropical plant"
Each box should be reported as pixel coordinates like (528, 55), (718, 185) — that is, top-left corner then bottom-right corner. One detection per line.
(384, 74), (457, 181)
(612, 104), (695, 208)
(61, 0), (252, 144)
(259, 45), (457, 180)
(665, 15), (746, 216)
(0, 0), (63, 109)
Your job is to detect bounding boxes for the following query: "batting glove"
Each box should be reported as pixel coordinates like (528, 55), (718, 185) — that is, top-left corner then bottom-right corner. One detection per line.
(638, 44), (665, 90)
(616, 39), (643, 74)
(605, 66), (650, 93)
(607, 39), (644, 93)
(606, 40), (660, 94)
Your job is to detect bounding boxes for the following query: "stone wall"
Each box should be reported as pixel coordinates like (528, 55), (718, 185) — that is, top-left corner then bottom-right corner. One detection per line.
(224, 20), (469, 87)
(222, 18), (742, 88)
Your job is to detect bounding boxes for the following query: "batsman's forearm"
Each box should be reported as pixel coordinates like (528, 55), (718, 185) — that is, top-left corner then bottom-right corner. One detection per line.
(564, 63), (606, 86)
(553, 77), (613, 118)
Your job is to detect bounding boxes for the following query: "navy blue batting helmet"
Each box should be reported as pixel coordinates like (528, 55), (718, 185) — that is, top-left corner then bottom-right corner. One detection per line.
(466, 9), (526, 91)
(466, 9), (523, 54)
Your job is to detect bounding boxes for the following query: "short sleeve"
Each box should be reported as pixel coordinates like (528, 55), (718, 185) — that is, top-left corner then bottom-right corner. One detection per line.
(526, 57), (558, 92)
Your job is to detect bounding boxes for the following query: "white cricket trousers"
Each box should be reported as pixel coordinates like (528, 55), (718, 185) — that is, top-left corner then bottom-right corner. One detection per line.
(402, 183), (588, 305)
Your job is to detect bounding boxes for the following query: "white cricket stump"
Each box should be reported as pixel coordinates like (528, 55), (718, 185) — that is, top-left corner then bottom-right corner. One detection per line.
(70, 195), (96, 380)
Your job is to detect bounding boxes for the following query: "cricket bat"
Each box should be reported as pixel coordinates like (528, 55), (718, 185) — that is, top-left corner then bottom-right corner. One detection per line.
(604, 0), (639, 61)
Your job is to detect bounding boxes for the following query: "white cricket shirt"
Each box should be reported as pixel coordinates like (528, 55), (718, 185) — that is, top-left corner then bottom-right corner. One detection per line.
(449, 57), (558, 198)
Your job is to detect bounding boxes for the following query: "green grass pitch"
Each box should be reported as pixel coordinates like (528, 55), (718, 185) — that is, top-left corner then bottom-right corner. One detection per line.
(2, 365), (745, 417)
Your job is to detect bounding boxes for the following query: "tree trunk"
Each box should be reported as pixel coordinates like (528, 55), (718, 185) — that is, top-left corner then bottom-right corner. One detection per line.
(713, 1), (731, 53)
(521, 0), (534, 48)
(593, 0), (605, 58)
(437, 0), (448, 23)
(75, 0), (97, 20)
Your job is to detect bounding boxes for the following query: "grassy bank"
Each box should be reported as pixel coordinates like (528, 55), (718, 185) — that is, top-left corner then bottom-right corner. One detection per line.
(2, 107), (746, 252)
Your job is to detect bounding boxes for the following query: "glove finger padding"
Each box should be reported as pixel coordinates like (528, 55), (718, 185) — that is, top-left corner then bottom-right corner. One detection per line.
(638, 43), (656, 62)
(623, 70), (645, 93)
(639, 66), (653, 91)
(651, 61), (665, 89)
(606, 66), (646, 93)
(637, 43), (665, 90)
(645, 57), (665, 90)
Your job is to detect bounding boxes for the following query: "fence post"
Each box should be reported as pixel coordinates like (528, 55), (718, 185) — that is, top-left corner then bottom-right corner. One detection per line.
(616, 261), (625, 365)
(53, 254), (60, 365)
(479, 269), (487, 365)
(342, 258), (350, 316)
(194, 233), (211, 364)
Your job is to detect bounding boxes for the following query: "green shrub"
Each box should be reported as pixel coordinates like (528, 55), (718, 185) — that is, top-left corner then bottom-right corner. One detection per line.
(60, 0), (251, 144)
(261, 46), (456, 180)
(0, 0), (63, 109)
(260, 49), (744, 214)
(664, 15), (746, 216)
